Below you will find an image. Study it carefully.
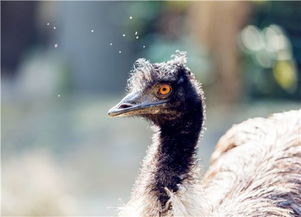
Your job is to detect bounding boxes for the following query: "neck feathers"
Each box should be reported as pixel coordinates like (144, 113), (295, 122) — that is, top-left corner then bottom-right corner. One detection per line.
(153, 108), (204, 209)
(120, 93), (205, 216)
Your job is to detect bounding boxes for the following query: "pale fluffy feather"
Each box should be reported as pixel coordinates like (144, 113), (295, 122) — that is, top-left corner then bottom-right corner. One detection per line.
(118, 109), (301, 216)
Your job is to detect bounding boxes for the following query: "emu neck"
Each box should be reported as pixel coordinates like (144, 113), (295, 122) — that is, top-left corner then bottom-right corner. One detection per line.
(153, 109), (203, 208)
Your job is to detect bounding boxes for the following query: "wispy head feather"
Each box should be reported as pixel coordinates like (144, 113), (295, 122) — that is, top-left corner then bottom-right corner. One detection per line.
(127, 50), (189, 92)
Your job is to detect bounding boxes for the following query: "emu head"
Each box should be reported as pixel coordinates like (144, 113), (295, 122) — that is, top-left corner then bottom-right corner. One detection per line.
(108, 51), (204, 126)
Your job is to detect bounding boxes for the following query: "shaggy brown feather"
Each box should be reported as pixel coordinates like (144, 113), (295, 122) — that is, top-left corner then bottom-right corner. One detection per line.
(203, 110), (301, 216)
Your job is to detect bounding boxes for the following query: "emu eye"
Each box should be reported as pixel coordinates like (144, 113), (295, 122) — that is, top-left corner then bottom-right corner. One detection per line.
(158, 84), (172, 96)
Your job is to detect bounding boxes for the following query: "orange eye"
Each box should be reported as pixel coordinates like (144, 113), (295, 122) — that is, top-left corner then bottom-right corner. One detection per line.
(159, 84), (172, 95)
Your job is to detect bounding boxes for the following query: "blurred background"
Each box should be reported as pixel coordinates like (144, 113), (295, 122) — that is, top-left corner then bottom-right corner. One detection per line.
(2, 1), (301, 216)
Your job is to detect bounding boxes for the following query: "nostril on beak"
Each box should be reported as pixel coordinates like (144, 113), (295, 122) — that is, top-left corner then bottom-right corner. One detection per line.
(118, 103), (133, 109)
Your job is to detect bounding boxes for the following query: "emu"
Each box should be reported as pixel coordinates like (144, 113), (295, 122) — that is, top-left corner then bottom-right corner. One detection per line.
(108, 51), (301, 217)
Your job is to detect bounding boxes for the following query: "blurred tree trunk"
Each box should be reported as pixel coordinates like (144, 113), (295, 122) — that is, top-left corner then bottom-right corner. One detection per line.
(188, 1), (252, 104)
(1, 1), (38, 77)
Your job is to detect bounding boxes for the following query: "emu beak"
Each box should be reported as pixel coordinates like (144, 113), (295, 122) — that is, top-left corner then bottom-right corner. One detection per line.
(108, 92), (139, 117)
(108, 92), (168, 117)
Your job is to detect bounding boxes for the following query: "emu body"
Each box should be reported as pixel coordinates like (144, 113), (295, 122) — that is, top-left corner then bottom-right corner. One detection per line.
(108, 51), (301, 216)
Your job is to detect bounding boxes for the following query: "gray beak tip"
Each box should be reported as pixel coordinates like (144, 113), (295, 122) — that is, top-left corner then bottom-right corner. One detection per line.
(107, 106), (117, 117)
(107, 102), (135, 117)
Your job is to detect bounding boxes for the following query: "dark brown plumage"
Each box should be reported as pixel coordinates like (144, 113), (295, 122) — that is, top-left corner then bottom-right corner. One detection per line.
(108, 51), (301, 216)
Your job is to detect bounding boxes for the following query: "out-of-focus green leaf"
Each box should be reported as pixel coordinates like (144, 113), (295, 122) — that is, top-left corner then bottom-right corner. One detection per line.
(273, 60), (297, 92)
